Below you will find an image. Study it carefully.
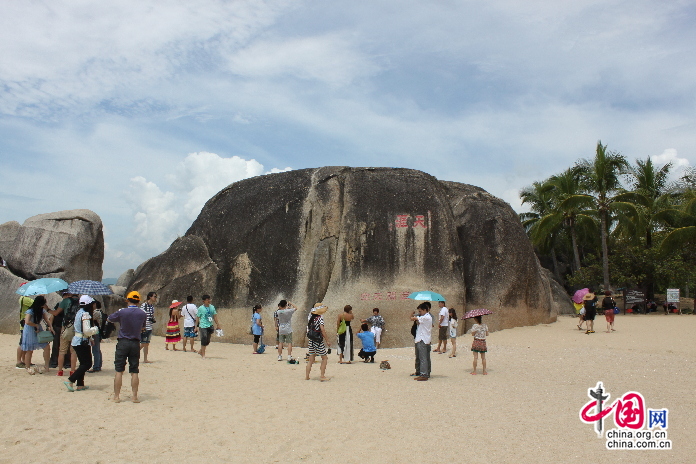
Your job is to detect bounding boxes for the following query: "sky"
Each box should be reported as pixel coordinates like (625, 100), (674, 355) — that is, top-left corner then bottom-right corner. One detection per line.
(1, 0), (694, 278)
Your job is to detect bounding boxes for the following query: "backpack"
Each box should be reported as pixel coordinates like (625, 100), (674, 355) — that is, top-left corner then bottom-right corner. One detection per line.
(307, 314), (323, 342)
(62, 298), (80, 328)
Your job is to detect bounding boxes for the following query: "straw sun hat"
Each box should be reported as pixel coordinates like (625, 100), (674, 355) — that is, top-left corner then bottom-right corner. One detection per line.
(311, 303), (328, 314)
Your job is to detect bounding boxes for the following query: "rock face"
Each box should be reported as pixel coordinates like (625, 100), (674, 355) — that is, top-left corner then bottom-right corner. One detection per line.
(128, 167), (567, 346)
(5, 210), (104, 283)
(0, 221), (21, 261)
(116, 269), (134, 288)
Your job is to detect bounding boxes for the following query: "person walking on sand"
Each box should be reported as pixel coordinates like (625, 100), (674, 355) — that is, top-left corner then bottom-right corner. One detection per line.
(469, 315), (489, 375)
(64, 296), (100, 392)
(251, 304), (264, 354)
(337, 305), (354, 364)
(139, 292), (157, 363)
(582, 291), (597, 334)
(108, 291), (147, 403)
(181, 296), (198, 353)
(410, 302), (433, 381)
(448, 308), (458, 358)
(276, 300), (297, 361)
(602, 290), (617, 333)
(433, 300), (449, 354)
(306, 303), (330, 382)
(194, 295), (220, 359)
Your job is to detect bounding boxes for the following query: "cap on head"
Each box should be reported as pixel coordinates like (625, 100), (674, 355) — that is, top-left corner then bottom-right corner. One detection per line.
(127, 291), (141, 302)
(79, 295), (95, 305)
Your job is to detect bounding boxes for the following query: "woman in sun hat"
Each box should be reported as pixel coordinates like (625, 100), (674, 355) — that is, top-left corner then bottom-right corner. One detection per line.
(582, 290), (597, 334)
(306, 303), (330, 382)
(165, 300), (182, 350)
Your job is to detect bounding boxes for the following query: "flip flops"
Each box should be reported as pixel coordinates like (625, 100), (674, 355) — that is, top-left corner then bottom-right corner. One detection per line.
(63, 381), (74, 392)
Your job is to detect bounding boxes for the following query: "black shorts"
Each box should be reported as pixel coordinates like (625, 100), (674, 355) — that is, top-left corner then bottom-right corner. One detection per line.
(200, 327), (213, 346)
(253, 334), (261, 343)
(114, 338), (141, 373)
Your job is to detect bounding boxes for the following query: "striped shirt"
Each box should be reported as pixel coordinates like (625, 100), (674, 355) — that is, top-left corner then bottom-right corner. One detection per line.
(140, 302), (155, 331)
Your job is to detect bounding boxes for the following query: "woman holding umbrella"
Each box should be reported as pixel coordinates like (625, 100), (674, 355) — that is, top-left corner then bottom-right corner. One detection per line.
(463, 308), (492, 375)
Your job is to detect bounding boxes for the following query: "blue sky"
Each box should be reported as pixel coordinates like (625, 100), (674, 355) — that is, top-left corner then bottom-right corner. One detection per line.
(1, 0), (694, 278)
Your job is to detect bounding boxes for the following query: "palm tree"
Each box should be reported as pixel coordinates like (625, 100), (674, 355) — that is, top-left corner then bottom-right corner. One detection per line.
(563, 141), (631, 291)
(541, 167), (596, 273)
(519, 180), (564, 280)
(614, 157), (675, 298)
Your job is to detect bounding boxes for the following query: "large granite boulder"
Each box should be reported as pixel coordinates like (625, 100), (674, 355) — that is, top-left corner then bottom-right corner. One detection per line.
(5, 209), (104, 283)
(0, 221), (21, 260)
(116, 269), (134, 288)
(128, 167), (564, 346)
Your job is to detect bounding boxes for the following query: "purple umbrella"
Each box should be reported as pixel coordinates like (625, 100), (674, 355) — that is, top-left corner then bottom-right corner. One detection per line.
(572, 288), (590, 304)
(463, 308), (493, 319)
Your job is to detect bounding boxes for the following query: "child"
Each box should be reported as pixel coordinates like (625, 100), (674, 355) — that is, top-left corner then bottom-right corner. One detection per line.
(448, 308), (458, 358)
(469, 315), (488, 375)
(356, 323), (377, 363)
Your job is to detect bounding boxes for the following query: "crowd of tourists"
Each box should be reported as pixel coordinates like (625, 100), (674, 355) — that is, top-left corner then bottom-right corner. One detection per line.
(15, 290), (490, 397)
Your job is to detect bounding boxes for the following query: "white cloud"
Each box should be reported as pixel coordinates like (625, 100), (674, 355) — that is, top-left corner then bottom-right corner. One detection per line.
(227, 34), (380, 87)
(123, 152), (291, 265)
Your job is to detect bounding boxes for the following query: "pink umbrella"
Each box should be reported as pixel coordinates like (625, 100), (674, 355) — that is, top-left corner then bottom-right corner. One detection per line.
(572, 288), (590, 304)
(463, 308), (493, 319)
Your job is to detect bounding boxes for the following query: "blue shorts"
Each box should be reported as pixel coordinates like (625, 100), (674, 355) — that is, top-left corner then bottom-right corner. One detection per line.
(140, 330), (152, 344)
(183, 327), (197, 338)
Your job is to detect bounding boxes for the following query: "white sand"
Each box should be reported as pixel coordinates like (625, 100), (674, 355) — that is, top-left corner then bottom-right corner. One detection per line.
(1, 313), (694, 463)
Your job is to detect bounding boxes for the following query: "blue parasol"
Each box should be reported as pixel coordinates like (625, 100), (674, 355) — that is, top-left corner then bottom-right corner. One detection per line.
(407, 291), (446, 302)
(16, 278), (69, 296)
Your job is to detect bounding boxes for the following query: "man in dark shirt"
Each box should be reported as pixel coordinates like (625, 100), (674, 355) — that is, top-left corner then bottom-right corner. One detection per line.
(108, 291), (147, 403)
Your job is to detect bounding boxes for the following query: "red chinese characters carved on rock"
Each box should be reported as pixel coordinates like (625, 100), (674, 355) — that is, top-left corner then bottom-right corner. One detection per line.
(394, 214), (428, 229)
(361, 291), (412, 301)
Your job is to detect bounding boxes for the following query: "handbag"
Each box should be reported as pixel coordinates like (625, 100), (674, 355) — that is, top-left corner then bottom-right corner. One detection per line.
(37, 330), (54, 343)
(613, 308), (620, 314)
(337, 318), (347, 335)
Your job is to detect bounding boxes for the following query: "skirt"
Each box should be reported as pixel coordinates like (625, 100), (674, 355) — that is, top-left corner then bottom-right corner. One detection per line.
(308, 339), (328, 356)
(604, 310), (615, 323)
(165, 321), (181, 344)
(471, 338), (487, 353)
(337, 326), (353, 361)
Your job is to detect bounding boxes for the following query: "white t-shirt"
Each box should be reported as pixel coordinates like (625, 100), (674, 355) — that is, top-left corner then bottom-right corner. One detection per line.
(415, 312), (433, 344)
(449, 318), (458, 338)
(181, 303), (198, 327)
(439, 306), (449, 327)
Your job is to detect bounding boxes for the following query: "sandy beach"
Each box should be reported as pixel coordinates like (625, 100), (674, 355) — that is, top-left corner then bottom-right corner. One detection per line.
(1, 313), (694, 463)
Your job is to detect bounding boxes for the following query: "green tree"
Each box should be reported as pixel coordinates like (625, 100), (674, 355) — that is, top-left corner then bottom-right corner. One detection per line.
(614, 157), (675, 298)
(542, 167), (596, 273)
(520, 180), (564, 280)
(563, 141), (631, 291)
